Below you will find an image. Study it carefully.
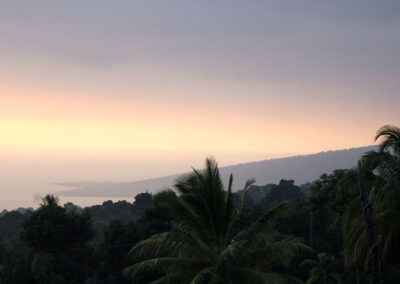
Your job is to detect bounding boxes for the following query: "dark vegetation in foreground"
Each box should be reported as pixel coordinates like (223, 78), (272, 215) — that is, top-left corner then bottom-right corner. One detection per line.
(0, 125), (399, 283)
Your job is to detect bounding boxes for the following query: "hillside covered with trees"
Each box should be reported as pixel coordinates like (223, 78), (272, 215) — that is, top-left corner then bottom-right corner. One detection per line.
(1, 125), (399, 283)
(57, 146), (375, 198)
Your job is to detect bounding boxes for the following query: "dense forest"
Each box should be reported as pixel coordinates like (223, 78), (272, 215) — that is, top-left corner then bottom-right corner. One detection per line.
(0, 125), (399, 283)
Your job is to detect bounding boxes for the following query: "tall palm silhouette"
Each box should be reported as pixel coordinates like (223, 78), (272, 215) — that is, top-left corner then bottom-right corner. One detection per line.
(124, 158), (310, 283)
(340, 125), (400, 283)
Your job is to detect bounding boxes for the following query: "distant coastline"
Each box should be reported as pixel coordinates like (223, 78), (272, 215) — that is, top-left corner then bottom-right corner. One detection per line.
(57, 145), (376, 198)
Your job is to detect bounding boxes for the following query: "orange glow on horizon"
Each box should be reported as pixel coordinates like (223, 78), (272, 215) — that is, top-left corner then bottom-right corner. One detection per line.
(0, 86), (380, 154)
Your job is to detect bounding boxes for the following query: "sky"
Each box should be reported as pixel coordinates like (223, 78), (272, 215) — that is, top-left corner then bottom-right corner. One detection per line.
(0, 1), (399, 209)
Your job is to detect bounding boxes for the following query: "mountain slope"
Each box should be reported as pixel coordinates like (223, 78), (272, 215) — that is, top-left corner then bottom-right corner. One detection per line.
(57, 146), (375, 197)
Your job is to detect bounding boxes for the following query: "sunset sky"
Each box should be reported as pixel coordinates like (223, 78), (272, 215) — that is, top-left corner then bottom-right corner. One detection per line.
(0, 1), (399, 209)
(1, 1), (399, 157)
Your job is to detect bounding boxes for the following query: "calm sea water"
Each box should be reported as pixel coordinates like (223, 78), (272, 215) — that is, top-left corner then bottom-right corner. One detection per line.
(0, 149), (279, 211)
(0, 182), (133, 211)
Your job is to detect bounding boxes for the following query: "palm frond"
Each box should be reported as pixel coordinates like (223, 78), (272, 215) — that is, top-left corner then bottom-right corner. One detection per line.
(234, 201), (292, 241)
(231, 268), (303, 284)
(375, 125), (400, 154)
(123, 257), (201, 280)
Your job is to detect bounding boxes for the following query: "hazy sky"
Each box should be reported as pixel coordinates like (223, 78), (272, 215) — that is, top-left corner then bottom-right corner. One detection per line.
(0, 1), (400, 209)
(1, 0), (399, 154)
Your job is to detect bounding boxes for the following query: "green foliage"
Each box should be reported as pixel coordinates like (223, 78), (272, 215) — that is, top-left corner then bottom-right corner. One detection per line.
(1, 249), (35, 284)
(238, 184), (273, 205)
(93, 220), (144, 283)
(301, 253), (343, 284)
(20, 195), (93, 251)
(133, 192), (154, 217)
(0, 211), (28, 245)
(85, 195), (154, 238)
(14, 195), (95, 283)
(273, 199), (310, 246)
(124, 158), (311, 283)
(254, 179), (305, 219)
(308, 170), (350, 254)
(86, 200), (135, 236)
(375, 125), (400, 154)
(137, 206), (173, 236)
(338, 125), (400, 274)
(310, 170), (353, 216)
(1, 125), (400, 283)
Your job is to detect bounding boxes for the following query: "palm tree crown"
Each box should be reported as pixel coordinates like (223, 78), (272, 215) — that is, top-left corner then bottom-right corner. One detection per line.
(339, 125), (400, 273)
(124, 158), (310, 283)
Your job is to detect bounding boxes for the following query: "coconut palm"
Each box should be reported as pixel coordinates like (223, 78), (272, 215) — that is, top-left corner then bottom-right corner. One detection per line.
(124, 158), (310, 283)
(375, 125), (400, 155)
(338, 125), (400, 282)
(300, 253), (343, 284)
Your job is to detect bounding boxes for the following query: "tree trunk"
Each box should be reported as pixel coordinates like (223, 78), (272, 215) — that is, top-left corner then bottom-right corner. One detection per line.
(309, 209), (314, 248)
(357, 160), (381, 284)
(323, 271), (328, 284)
(356, 266), (361, 284)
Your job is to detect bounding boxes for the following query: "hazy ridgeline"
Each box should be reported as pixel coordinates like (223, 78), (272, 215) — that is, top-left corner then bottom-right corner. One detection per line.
(57, 146), (374, 198)
(1, 1), (399, 282)
(1, 125), (400, 283)
(0, 147), (373, 210)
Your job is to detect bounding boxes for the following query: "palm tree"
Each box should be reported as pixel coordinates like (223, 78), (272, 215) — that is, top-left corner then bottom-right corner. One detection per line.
(124, 158), (310, 283)
(40, 194), (59, 207)
(375, 125), (400, 154)
(339, 125), (400, 283)
(300, 253), (343, 284)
